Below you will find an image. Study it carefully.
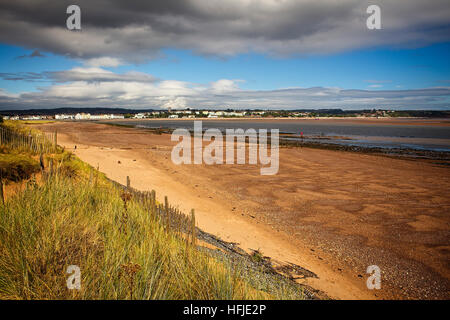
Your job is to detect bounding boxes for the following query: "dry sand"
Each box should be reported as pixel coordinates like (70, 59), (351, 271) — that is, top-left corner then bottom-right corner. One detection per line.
(34, 121), (450, 300)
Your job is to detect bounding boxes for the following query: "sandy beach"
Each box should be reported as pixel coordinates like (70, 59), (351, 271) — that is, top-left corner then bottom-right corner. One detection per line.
(34, 120), (450, 300)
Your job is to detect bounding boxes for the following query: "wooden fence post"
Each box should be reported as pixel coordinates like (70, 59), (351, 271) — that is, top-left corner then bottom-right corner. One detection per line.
(0, 178), (4, 205)
(151, 190), (156, 218)
(164, 196), (170, 230)
(39, 153), (45, 171)
(191, 209), (196, 246)
(89, 169), (93, 185)
(126, 176), (130, 189)
(49, 159), (53, 176)
(54, 130), (57, 152)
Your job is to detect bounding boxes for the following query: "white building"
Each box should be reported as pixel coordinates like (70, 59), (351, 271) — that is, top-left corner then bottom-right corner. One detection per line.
(75, 113), (91, 120)
(90, 114), (111, 120)
(55, 114), (75, 120)
(21, 115), (42, 120)
(91, 114), (126, 120)
(134, 113), (146, 119)
(224, 111), (245, 117)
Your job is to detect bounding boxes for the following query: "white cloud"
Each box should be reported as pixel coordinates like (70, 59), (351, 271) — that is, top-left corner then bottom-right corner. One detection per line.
(161, 97), (188, 109)
(210, 79), (243, 93)
(1, 63), (448, 110)
(84, 57), (123, 67)
(1, 70), (448, 110)
(0, 88), (19, 98)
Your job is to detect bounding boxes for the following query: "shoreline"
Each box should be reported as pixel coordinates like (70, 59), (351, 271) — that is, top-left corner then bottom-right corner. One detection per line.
(99, 117), (450, 127)
(32, 121), (450, 300)
(99, 120), (450, 162)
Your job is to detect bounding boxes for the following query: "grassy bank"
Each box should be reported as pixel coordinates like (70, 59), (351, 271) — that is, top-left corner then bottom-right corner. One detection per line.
(0, 122), (306, 300)
(0, 152), (40, 182)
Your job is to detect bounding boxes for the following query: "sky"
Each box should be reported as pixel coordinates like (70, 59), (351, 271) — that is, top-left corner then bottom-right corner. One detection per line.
(0, 0), (449, 110)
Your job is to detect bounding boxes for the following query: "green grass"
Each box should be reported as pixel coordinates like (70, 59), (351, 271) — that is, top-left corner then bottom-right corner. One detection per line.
(19, 120), (55, 125)
(0, 152), (305, 300)
(0, 124), (306, 300)
(0, 174), (278, 299)
(0, 153), (40, 182)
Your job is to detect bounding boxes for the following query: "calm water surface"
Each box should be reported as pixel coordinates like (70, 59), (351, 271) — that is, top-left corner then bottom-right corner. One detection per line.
(109, 119), (450, 152)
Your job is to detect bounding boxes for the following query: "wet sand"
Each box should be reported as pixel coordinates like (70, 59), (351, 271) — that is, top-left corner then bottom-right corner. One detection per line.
(34, 121), (450, 300)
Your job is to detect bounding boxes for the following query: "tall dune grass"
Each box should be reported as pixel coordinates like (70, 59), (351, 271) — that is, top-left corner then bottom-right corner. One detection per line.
(0, 123), (306, 300)
(0, 174), (276, 299)
(1, 150), (309, 300)
(0, 153), (40, 182)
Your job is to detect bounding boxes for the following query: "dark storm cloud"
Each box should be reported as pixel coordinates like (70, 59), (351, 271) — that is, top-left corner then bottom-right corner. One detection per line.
(0, 0), (449, 62)
(1, 1), (449, 111)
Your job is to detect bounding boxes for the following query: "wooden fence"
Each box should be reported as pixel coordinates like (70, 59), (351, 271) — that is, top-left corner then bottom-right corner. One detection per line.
(0, 126), (57, 153)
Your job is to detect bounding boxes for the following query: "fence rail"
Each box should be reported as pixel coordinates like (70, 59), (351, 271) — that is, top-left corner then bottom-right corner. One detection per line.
(0, 126), (57, 153)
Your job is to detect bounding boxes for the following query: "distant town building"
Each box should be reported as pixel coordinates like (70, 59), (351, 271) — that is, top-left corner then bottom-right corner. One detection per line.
(20, 115), (42, 120)
(134, 113), (146, 119)
(55, 114), (75, 120)
(75, 113), (91, 120)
